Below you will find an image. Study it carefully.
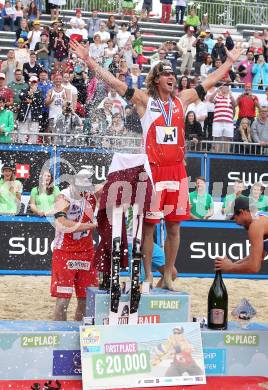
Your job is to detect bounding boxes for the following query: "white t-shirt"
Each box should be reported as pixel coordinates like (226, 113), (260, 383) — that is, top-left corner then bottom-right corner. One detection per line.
(28, 30), (41, 51)
(63, 83), (78, 102)
(117, 30), (131, 49)
(186, 101), (208, 129)
(96, 30), (110, 43)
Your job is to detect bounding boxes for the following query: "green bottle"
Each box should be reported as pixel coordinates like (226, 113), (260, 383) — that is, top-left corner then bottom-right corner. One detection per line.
(207, 271), (228, 330)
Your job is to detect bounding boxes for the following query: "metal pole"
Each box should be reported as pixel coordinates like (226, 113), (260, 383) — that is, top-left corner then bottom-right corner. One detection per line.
(118, 0), (122, 15)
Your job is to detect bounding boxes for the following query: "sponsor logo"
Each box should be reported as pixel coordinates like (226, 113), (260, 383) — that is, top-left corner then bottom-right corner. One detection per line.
(227, 171), (268, 187)
(8, 237), (51, 255)
(16, 163), (30, 179)
(67, 260), (90, 271)
(21, 334), (60, 348)
(190, 240), (251, 261)
(195, 376), (204, 382)
(150, 299), (180, 310)
(102, 314), (160, 325)
(53, 350), (82, 376)
(81, 327), (101, 352)
(150, 101), (161, 112)
(56, 286), (73, 294)
(224, 333), (259, 346)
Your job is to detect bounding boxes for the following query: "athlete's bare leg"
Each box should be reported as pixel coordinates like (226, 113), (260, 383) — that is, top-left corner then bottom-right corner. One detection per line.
(162, 221), (180, 291)
(142, 222), (155, 286)
(75, 298), (86, 321)
(155, 265), (177, 288)
(53, 298), (70, 321)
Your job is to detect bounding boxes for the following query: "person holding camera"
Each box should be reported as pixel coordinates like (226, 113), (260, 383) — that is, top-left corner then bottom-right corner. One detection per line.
(17, 75), (43, 144)
(54, 101), (83, 146)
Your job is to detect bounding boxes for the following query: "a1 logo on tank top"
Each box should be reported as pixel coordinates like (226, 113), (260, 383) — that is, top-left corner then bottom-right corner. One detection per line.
(156, 126), (178, 144)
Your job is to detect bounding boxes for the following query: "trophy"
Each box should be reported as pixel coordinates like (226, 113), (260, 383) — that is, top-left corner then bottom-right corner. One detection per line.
(231, 298), (256, 329)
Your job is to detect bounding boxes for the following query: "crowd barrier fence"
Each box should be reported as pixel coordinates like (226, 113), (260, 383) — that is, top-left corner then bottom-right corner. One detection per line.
(62, 0), (268, 26)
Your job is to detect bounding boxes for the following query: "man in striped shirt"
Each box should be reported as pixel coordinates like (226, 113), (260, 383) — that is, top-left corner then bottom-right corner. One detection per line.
(209, 84), (235, 152)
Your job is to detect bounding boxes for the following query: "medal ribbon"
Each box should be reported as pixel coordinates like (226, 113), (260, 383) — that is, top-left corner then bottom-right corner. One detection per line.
(156, 96), (173, 127)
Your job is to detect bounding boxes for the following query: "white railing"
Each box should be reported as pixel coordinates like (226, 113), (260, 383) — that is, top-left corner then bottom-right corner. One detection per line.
(62, 0), (268, 26)
(4, 132), (268, 155)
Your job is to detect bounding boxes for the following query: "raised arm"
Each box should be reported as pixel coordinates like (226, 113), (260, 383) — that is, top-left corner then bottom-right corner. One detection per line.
(180, 46), (244, 108)
(70, 40), (148, 112)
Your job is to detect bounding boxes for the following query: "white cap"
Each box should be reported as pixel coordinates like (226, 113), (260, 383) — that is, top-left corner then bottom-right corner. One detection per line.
(29, 75), (38, 82)
(74, 169), (94, 190)
(0, 73), (6, 79)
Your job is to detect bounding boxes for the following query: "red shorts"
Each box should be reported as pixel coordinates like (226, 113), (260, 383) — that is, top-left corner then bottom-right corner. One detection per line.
(145, 163), (189, 224)
(51, 249), (98, 298)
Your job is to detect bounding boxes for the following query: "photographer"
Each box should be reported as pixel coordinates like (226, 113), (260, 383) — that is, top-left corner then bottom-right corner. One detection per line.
(54, 101), (83, 146)
(17, 75), (42, 144)
(193, 31), (208, 76)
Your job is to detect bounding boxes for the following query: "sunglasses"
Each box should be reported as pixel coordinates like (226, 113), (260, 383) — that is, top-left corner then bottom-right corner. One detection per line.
(160, 71), (175, 77)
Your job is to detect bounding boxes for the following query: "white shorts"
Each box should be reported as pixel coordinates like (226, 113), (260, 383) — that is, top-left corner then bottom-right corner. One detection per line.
(212, 121), (234, 138)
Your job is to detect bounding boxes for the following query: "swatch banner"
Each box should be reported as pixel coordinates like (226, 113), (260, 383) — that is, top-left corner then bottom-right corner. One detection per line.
(207, 155), (268, 198)
(56, 148), (113, 188)
(0, 218), (54, 271)
(2, 218), (268, 276)
(174, 222), (268, 275)
(0, 217), (99, 272)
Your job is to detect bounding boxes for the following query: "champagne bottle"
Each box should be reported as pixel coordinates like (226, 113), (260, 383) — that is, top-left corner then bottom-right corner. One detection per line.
(207, 271), (228, 330)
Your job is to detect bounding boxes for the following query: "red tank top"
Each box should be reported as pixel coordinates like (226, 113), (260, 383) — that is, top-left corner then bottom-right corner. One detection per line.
(54, 187), (96, 253)
(141, 96), (185, 166)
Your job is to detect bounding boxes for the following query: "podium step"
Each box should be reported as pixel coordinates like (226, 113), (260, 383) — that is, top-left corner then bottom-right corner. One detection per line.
(86, 287), (191, 325)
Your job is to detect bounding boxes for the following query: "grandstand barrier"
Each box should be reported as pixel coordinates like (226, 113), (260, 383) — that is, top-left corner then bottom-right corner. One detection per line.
(1, 145), (268, 196)
(4, 132), (268, 156)
(1, 216), (268, 279)
(62, 0), (268, 26)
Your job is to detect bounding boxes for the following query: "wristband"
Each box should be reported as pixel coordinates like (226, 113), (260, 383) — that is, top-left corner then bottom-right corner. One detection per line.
(122, 87), (135, 101)
(54, 211), (67, 219)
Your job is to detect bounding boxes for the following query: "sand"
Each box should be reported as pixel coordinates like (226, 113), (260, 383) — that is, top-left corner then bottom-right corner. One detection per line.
(1, 276), (268, 323)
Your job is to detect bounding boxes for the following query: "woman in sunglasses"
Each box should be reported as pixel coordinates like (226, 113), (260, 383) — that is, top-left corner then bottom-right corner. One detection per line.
(70, 39), (243, 290)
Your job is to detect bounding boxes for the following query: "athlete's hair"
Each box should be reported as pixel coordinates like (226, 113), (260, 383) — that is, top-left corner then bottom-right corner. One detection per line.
(146, 60), (176, 99)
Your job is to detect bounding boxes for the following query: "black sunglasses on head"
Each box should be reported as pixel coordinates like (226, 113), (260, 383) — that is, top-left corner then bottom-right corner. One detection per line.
(160, 71), (175, 77)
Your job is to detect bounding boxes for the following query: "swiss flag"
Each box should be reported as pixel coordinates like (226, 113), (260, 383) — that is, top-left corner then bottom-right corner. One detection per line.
(16, 163), (30, 179)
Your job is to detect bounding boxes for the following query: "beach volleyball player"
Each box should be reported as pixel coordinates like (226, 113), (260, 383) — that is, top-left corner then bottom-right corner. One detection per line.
(216, 197), (268, 274)
(70, 39), (243, 290)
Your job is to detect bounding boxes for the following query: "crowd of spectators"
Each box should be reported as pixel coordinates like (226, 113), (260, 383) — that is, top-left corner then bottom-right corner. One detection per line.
(189, 177), (268, 220)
